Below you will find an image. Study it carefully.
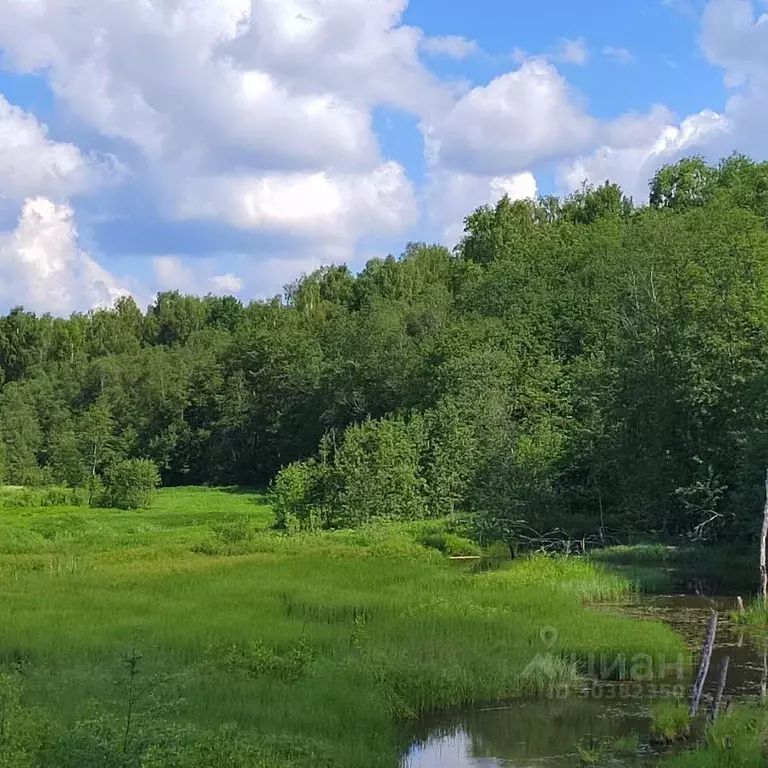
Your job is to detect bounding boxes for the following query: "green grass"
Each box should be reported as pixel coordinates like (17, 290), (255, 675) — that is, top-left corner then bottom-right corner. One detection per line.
(651, 700), (691, 742)
(731, 598), (768, 626)
(659, 706), (767, 767)
(0, 487), (688, 767)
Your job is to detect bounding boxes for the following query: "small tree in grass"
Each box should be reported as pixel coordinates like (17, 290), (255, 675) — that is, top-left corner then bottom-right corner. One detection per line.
(100, 459), (161, 510)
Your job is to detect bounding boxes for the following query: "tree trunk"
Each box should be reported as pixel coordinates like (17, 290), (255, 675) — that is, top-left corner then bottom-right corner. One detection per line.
(761, 469), (768, 602)
(689, 611), (718, 719)
(708, 656), (729, 724)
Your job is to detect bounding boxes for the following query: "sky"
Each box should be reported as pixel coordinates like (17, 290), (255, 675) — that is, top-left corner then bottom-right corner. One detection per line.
(0, 0), (766, 314)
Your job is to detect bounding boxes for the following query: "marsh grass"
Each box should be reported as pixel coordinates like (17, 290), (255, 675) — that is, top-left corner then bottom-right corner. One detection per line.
(652, 700), (691, 742)
(0, 487), (687, 767)
(575, 735), (603, 765)
(732, 599), (768, 626)
(612, 732), (640, 752)
(660, 706), (766, 767)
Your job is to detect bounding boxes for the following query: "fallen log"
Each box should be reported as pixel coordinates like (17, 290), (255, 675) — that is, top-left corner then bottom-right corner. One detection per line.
(689, 611), (718, 719)
(708, 656), (730, 724)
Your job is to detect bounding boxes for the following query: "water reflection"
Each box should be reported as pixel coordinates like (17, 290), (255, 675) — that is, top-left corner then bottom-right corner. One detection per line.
(402, 595), (768, 768)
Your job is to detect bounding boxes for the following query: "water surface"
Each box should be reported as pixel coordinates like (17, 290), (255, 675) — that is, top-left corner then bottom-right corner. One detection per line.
(402, 595), (767, 767)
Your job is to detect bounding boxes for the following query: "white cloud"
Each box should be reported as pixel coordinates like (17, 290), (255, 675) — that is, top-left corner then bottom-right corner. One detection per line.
(0, 0), (443, 258)
(420, 35), (479, 59)
(227, 0), (455, 119)
(700, 0), (768, 158)
(0, 0), (416, 172)
(3, 0), (765, 309)
(557, 107), (730, 200)
(0, 198), (130, 314)
(552, 38), (589, 65)
(152, 256), (243, 296)
(425, 170), (538, 245)
(602, 46), (635, 64)
(424, 59), (596, 175)
(0, 95), (112, 204)
(211, 273), (244, 294)
(175, 162), (417, 240)
(701, 0), (768, 85)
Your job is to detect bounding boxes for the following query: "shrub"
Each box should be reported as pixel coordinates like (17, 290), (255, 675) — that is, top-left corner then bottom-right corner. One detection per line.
(272, 460), (329, 533)
(334, 416), (427, 526)
(99, 459), (161, 510)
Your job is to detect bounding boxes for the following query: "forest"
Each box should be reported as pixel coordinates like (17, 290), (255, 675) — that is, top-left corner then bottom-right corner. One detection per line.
(2, 154), (768, 548)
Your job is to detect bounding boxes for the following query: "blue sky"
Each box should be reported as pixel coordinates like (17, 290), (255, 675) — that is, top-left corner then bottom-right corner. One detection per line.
(0, 0), (765, 314)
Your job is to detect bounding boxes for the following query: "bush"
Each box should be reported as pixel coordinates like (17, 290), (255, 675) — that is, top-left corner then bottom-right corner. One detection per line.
(272, 460), (329, 533)
(335, 416), (427, 526)
(99, 459), (161, 510)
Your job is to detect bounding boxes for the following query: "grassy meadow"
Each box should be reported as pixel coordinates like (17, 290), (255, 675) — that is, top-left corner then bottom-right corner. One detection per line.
(0, 487), (688, 767)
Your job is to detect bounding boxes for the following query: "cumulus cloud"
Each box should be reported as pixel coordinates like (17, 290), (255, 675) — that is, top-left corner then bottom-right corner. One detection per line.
(226, 0), (455, 119)
(557, 106), (730, 200)
(0, 0), (454, 167)
(3, 0), (766, 315)
(0, 0), (442, 264)
(423, 59), (596, 175)
(555, 2), (768, 202)
(0, 198), (130, 314)
(425, 170), (538, 246)
(0, 95), (113, 204)
(175, 162), (418, 240)
(700, 0), (768, 157)
(701, 0), (768, 85)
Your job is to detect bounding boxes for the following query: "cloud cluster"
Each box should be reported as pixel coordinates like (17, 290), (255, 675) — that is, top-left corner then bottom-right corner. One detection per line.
(701, 0), (768, 156)
(0, 95), (113, 205)
(558, 106), (730, 200)
(424, 59), (596, 175)
(556, 0), (767, 198)
(0, 198), (130, 314)
(0, 0), (766, 313)
(0, 0), (430, 241)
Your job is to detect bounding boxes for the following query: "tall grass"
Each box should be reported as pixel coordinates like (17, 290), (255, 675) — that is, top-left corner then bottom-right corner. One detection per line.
(660, 706), (766, 767)
(0, 488), (687, 767)
(732, 598), (768, 626)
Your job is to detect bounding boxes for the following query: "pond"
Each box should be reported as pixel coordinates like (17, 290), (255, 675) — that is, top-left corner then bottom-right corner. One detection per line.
(401, 595), (767, 767)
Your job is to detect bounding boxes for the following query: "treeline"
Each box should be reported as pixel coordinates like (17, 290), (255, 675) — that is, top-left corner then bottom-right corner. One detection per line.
(2, 154), (768, 543)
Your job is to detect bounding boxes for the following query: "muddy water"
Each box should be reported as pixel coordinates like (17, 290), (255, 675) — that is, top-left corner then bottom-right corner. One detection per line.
(401, 595), (768, 768)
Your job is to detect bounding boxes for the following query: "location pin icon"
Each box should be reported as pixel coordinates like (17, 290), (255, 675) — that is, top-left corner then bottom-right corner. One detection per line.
(540, 627), (558, 649)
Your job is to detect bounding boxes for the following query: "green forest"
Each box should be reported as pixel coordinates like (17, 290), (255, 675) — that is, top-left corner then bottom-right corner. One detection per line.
(3, 154), (768, 545)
